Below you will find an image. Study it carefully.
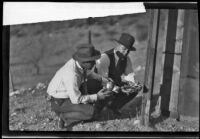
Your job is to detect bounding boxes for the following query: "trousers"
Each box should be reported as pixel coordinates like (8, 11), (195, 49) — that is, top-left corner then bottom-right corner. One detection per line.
(86, 79), (138, 112)
(50, 78), (137, 125)
(50, 97), (95, 125)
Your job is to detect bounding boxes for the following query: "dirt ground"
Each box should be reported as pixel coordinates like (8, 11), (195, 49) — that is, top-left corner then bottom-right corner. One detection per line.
(9, 83), (199, 133)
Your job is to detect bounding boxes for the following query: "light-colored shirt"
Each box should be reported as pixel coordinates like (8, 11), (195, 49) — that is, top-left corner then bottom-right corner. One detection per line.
(47, 58), (99, 104)
(96, 49), (133, 78)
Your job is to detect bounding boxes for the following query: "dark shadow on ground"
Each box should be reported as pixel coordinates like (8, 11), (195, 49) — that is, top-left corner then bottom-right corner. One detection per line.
(91, 93), (168, 126)
(149, 94), (169, 128)
(63, 93), (169, 130)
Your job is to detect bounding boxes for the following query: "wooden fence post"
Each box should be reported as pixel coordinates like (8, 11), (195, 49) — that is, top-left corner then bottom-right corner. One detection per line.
(169, 10), (185, 119)
(178, 10), (199, 117)
(141, 9), (160, 127)
(160, 9), (179, 117)
(87, 17), (95, 44)
(9, 69), (15, 92)
(2, 25), (10, 135)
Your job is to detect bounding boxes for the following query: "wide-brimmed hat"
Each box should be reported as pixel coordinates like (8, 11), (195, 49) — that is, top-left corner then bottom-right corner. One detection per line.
(114, 33), (136, 51)
(73, 43), (101, 62)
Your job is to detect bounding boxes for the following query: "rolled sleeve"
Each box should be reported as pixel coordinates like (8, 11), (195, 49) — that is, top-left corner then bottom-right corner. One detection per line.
(125, 57), (134, 75)
(63, 72), (82, 104)
(96, 54), (110, 78)
(63, 71), (98, 104)
(78, 94), (98, 104)
(87, 71), (102, 81)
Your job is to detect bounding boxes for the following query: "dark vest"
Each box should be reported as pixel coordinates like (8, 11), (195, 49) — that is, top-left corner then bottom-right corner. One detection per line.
(80, 67), (102, 95)
(105, 49), (127, 86)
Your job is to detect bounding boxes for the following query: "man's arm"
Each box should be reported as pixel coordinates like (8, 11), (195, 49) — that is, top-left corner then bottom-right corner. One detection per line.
(121, 57), (134, 82)
(63, 72), (97, 104)
(96, 53), (110, 78)
(124, 56), (134, 75)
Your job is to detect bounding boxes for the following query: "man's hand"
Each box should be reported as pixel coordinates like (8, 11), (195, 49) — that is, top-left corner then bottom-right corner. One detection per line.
(97, 88), (114, 100)
(101, 77), (114, 86)
(101, 77), (113, 83)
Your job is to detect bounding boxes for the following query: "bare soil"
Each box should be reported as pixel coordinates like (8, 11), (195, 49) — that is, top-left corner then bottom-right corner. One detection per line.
(9, 84), (199, 132)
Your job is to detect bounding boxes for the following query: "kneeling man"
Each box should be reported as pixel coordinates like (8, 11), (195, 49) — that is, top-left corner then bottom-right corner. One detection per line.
(47, 43), (113, 130)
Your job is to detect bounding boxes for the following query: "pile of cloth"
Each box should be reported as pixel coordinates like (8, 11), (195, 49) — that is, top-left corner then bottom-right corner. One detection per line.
(121, 72), (143, 95)
(104, 72), (143, 95)
(121, 81), (143, 95)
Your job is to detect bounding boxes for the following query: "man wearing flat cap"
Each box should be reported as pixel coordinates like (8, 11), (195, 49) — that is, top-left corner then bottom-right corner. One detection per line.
(96, 33), (138, 115)
(47, 44), (113, 130)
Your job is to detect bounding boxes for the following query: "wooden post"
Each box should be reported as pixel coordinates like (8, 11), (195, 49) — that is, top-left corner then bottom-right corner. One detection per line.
(178, 10), (199, 117)
(9, 69), (15, 92)
(88, 30), (92, 44)
(141, 9), (160, 126)
(160, 9), (178, 117)
(169, 10), (185, 119)
(87, 17), (95, 44)
(2, 25), (10, 134)
(156, 10), (169, 116)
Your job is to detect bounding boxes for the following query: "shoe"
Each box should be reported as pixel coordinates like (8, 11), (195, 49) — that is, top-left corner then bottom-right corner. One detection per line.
(59, 113), (71, 130)
(59, 114), (82, 131)
(58, 118), (65, 129)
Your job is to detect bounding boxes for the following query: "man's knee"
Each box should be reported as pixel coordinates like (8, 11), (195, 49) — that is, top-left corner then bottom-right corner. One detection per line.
(73, 103), (95, 117)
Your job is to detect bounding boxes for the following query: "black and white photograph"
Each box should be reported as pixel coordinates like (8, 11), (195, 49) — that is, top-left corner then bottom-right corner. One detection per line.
(2, 1), (199, 137)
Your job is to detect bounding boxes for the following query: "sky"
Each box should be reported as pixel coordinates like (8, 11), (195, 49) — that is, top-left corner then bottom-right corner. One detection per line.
(3, 2), (146, 25)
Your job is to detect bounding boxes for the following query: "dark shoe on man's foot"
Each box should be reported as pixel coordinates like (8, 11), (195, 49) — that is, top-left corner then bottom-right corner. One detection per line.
(58, 118), (65, 129)
(58, 118), (75, 131)
(59, 114), (73, 130)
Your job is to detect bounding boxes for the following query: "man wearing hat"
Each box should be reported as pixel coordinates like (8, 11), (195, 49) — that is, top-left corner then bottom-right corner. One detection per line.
(47, 43), (113, 130)
(95, 33), (137, 115)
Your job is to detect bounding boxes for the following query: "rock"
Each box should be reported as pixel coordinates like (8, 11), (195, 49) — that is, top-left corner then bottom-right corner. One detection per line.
(10, 92), (15, 97)
(133, 119), (141, 125)
(46, 118), (50, 122)
(11, 112), (17, 116)
(18, 122), (23, 127)
(20, 128), (24, 131)
(31, 90), (35, 94)
(95, 123), (101, 129)
(36, 82), (46, 90)
(19, 88), (26, 93)
(10, 87), (28, 96)
(10, 90), (20, 97)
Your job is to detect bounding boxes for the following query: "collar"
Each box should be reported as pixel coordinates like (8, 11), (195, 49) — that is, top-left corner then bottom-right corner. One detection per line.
(75, 60), (95, 75)
(75, 61), (84, 74)
(114, 48), (119, 65)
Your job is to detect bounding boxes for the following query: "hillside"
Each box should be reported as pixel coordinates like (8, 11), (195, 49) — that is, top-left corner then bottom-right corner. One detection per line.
(10, 11), (152, 90)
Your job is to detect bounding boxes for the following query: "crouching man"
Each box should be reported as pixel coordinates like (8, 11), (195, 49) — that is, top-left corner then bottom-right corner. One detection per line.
(95, 33), (139, 116)
(47, 44), (113, 130)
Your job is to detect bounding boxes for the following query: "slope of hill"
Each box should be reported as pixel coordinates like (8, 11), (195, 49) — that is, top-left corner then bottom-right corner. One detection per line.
(10, 12), (150, 89)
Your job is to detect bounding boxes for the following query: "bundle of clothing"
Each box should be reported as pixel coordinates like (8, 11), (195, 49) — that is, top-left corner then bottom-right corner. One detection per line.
(121, 81), (143, 95)
(103, 72), (143, 95)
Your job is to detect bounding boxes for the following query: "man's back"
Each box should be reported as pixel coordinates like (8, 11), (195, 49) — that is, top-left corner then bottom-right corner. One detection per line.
(47, 59), (77, 96)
